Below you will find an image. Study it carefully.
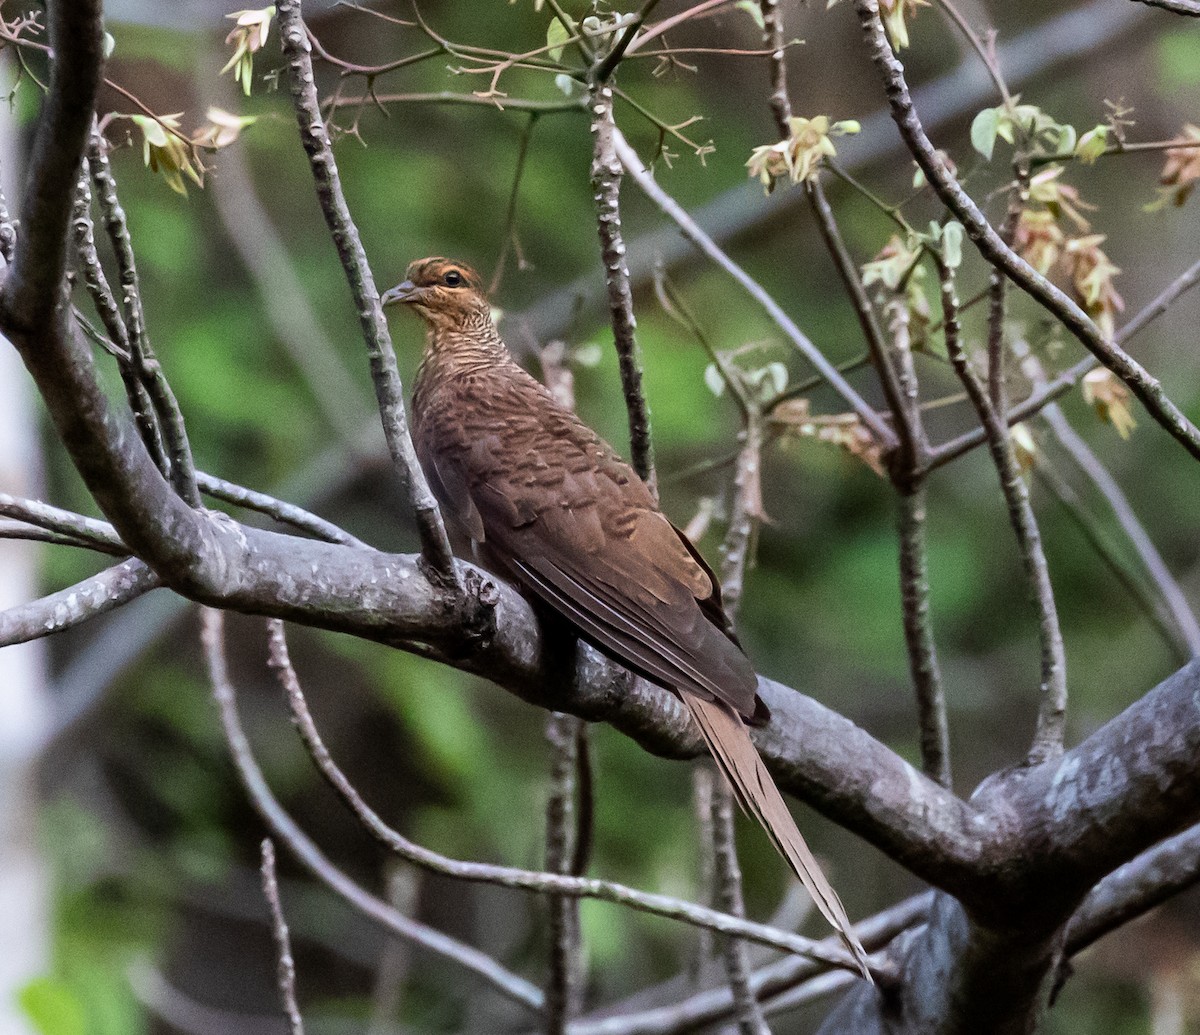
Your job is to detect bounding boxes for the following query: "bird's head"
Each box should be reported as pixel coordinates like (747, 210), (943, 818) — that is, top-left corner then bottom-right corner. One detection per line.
(381, 257), (491, 333)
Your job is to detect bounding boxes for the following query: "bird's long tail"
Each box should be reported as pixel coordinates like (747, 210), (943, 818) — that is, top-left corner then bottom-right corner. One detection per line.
(684, 693), (872, 980)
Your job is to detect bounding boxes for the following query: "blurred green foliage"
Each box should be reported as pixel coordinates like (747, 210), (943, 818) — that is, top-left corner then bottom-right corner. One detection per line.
(14, 0), (1200, 1031)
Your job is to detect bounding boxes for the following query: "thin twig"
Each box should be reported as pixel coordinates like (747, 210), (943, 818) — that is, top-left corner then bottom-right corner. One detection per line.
(275, 0), (457, 585)
(568, 894), (929, 1035)
(986, 181), (1025, 417)
(1039, 407), (1200, 657)
(0, 493), (126, 553)
(593, 0), (664, 83)
(196, 472), (369, 548)
(260, 839), (305, 1035)
(265, 620), (863, 971)
(853, 0), (1200, 464)
(897, 485), (951, 787)
(928, 254), (1200, 469)
(87, 134), (200, 505)
(70, 169), (172, 477)
(1007, 331), (1198, 659)
(613, 128), (898, 453)
(590, 86), (656, 490)
(1032, 454), (1185, 659)
(932, 0), (1013, 107)
(937, 259), (1066, 763)
(201, 608), (544, 1012)
(710, 779), (770, 1034)
(759, 0), (916, 475)
(208, 132), (366, 446)
(489, 113), (539, 296)
(545, 713), (586, 1034)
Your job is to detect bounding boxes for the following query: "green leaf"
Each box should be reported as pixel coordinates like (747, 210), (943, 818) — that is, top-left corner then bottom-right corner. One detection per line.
(704, 363), (726, 396)
(1075, 125), (1109, 164)
(130, 114), (169, 148)
(546, 17), (571, 61)
(18, 977), (87, 1035)
(970, 106), (1001, 160)
(763, 360), (788, 398)
(735, 0), (765, 30)
(941, 221), (964, 269)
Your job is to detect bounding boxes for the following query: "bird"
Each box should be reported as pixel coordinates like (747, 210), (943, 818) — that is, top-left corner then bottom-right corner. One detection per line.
(382, 257), (869, 975)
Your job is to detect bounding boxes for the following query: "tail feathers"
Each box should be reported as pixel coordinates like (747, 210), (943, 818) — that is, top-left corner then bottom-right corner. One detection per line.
(684, 694), (872, 980)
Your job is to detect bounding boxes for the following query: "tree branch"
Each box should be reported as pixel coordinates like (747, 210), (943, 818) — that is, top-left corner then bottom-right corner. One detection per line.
(852, 0), (1200, 464)
(201, 608), (544, 1013)
(0, 558), (160, 647)
(937, 259), (1066, 764)
(275, 0), (457, 584)
(612, 129), (899, 454)
(0, 0), (103, 332)
(590, 86), (656, 489)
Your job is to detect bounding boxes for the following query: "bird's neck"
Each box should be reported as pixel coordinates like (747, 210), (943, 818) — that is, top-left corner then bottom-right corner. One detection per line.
(414, 318), (512, 402)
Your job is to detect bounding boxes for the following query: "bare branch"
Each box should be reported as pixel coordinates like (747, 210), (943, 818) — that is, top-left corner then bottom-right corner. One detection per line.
(545, 713), (586, 1034)
(937, 258), (1066, 763)
(853, 0), (1200, 464)
(0, 0), (103, 332)
(0, 493), (125, 553)
(1038, 406), (1200, 657)
(196, 471), (369, 548)
(266, 618), (865, 971)
(275, 0), (457, 584)
(897, 486), (951, 787)
(201, 608), (544, 1013)
(569, 894), (928, 1035)
(1066, 823), (1200, 957)
(87, 133), (200, 505)
(0, 558), (159, 647)
(209, 135), (367, 446)
(710, 778), (771, 1034)
(590, 86), (656, 489)
(260, 839), (305, 1035)
(612, 129), (899, 453)
(928, 255), (1200, 470)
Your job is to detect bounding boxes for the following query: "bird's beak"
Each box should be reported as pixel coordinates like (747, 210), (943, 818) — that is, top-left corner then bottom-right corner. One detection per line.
(381, 280), (418, 307)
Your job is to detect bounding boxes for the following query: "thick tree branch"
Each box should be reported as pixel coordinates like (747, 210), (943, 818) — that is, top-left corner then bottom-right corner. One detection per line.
(1065, 823), (1200, 956)
(0, 0), (103, 332)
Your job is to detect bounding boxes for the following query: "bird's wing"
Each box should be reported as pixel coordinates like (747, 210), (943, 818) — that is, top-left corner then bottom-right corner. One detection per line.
(468, 469), (762, 721)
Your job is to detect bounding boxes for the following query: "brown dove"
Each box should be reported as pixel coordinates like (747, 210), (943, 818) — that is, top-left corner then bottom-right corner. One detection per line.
(383, 257), (869, 975)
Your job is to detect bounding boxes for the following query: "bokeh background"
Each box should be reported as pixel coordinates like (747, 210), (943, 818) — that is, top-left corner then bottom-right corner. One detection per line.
(1, 0), (1199, 1031)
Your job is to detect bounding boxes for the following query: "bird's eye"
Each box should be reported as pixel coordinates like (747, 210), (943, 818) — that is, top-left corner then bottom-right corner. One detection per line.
(443, 270), (463, 287)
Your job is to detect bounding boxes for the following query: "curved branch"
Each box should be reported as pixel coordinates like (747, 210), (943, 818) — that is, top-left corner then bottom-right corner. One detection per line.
(201, 608), (544, 1013)
(1065, 822), (1200, 956)
(0, 0), (104, 331)
(268, 618), (864, 972)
